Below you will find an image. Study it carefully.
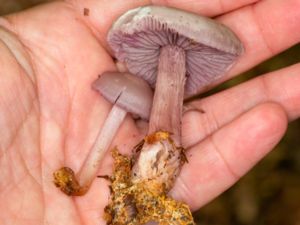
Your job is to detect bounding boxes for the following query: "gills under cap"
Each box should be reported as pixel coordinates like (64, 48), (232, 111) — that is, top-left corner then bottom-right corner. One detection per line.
(108, 6), (244, 97)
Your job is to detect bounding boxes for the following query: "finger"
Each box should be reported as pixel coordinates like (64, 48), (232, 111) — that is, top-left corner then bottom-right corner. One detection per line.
(215, 0), (300, 84)
(68, 0), (259, 44)
(171, 102), (287, 210)
(69, 0), (300, 88)
(182, 63), (300, 148)
(152, 0), (260, 16)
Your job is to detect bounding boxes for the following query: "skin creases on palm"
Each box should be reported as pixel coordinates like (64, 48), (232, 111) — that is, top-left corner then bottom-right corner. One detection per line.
(1, 0), (298, 224)
(0, 4), (142, 224)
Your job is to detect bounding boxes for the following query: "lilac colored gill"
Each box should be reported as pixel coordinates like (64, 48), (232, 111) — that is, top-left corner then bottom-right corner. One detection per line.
(108, 6), (244, 97)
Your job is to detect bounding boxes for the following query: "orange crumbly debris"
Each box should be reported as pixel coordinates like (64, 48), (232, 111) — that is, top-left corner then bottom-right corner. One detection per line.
(105, 132), (195, 225)
(53, 167), (86, 196)
(144, 131), (170, 144)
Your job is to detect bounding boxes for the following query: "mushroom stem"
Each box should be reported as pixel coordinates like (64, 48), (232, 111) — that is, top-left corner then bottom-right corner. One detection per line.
(78, 104), (127, 188)
(130, 46), (187, 191)
(53, 104), (127, 195)
(148, 45), (186, 145)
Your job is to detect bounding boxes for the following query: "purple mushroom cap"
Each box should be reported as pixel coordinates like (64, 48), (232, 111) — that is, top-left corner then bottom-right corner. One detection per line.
(108, 6), (244, 97)
(92, 72), (153, 120)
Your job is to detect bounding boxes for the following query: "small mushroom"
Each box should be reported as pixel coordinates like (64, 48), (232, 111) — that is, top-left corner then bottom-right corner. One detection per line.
(53, 72), (153, 195)
(105, 6), (243, 225)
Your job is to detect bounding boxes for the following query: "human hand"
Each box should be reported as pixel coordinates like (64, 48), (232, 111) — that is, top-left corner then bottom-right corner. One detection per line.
(0, 0), (299, 224)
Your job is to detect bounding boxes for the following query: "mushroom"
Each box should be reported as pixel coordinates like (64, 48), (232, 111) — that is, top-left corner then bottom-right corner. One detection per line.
(104, 6), (243, 225)
(53, 71), (153, 195)
(108, 5), (243, 144)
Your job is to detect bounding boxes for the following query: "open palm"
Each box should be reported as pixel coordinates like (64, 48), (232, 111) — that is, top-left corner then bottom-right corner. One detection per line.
(0, 0), (299, 225)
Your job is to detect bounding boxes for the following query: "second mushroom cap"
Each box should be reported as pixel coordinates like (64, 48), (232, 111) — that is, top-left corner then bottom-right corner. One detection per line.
(92, 71), (153, 120)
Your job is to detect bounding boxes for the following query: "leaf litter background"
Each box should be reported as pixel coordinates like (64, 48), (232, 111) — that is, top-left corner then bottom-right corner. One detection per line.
(0, 1), (299, 225)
